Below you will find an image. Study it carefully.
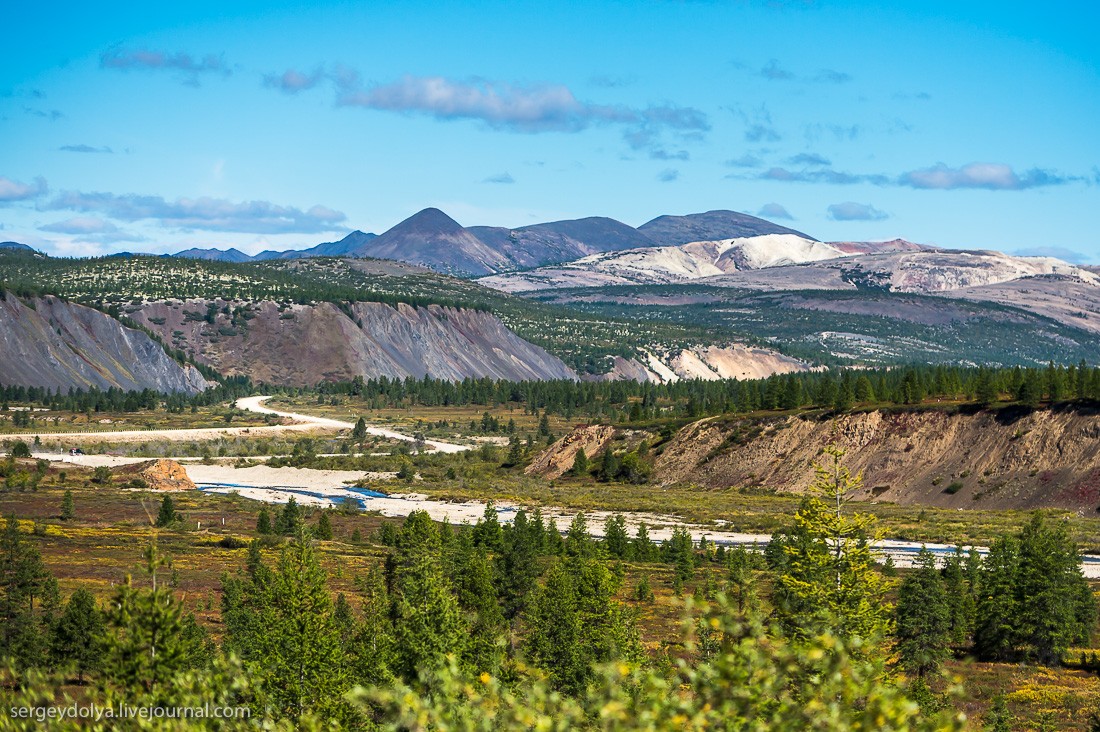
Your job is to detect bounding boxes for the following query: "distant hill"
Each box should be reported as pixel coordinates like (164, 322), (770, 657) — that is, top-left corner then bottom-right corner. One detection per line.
(172, 231), (379, 263)
(254, 230), (378, 260)
(348, 208), (510, 276)
(0, 241), (41, 256)
(637, 210), (814, 246)
(165, 207), (812, 276)
(173, 247), (253, 263)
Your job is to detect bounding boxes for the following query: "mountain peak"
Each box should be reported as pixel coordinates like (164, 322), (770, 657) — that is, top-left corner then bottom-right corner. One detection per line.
(390, 207), (466, 235)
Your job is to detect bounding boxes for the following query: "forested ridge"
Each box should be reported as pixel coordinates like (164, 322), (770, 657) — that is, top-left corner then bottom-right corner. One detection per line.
(0, 251), (743, 374)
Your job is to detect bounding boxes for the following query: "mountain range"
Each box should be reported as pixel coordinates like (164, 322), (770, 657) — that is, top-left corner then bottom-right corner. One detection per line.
(168, 208), (811, 276)
(3, 201), (1099, 391)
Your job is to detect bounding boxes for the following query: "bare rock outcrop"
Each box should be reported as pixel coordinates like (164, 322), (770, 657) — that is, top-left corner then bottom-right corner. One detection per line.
(526, 425), (617, 480)
(130, 459), (195, 492)
(596, 345), (812, 383)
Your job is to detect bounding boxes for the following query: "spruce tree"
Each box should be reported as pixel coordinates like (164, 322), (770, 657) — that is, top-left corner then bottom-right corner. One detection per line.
(525, 554), (642, 695)
(316, 510), (334, 541)
(854, 375), (876, 403)
(351, 565), (395, 686)
(632, 522), (654, 562)
(472, 501), (503, 552)
(773, 446), (891, 652)
(603, 513), (630, 558)
(250, 532), (348, 722)
(275, 496), (302, 535)
(51, 588), (104, 681)
(727, 546), (755, 614)
(60, 490), (75, 521)
(154, 495), (177, 527)
(566, 512), (593, 558)
(941, 547), (976, 647)
(669, 527), (695, 584)
(388, 511), (467, 684)
(504, 436), (524, 467)
(496, 510), (540, 620)
(453, 538), (506, 675)
(351, 416), (368, 441)
(599, 448), (620, 482)
(256, 507), (272, 535)
(524, 561), (584, 692)
(571, 447), (589, 476)
(102, 541), (202, 696)
(1016, 513), (1095, 664)
(973, 536), (1020, 661)
(895, 548), (951, 677)
(0, 515), (54, 668)
(635, 575), (654, 602)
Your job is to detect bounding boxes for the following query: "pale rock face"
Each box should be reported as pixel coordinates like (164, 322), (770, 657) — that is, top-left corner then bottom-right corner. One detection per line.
(0, 293), (211, 394)
(481, 234), (893, 292)
(595, 344), (812, 384)
(882, 251), (1099, 293)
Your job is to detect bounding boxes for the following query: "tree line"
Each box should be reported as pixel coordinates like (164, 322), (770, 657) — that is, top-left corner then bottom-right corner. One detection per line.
(317, 361), (1100, 421)
(6, 363), (1099, 426)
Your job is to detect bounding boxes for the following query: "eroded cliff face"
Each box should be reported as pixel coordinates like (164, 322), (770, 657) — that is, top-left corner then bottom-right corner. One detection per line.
(131, 299), (576, 386)
(0, 293), (209, 394)
(597, 345), (812, 383)
(654, 405), (1100, 511)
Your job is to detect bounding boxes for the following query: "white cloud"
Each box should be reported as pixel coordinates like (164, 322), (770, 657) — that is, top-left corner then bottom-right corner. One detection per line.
(899, 162), (1069, 190)
(44, 191), (347, 234)
(827, 201), (888, 221)
(0, 175), (47, 203)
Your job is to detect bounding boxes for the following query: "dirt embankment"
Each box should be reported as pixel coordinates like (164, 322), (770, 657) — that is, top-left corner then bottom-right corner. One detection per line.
(654, 404), (1100, 511)
(526, 425), (617, 480)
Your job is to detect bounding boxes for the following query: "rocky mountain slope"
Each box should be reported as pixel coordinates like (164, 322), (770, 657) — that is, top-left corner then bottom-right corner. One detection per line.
(129, 299), (576, 385)
(0, 241), (38, 254)
(481, 235), (928, 292)
(0, 292), (209, 393)
(650, 405), (1100, 511)
(469, 216), (658, 270)
(701, 248), (1098, 294)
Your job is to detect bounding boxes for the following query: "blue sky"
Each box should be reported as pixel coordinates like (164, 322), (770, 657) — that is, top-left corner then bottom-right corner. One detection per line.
(2, 0), (1098, 260)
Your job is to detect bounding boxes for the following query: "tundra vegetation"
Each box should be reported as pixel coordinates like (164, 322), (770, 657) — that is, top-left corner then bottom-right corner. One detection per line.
(5, 366), (1100, 726)
(1, 445), (1099, 729)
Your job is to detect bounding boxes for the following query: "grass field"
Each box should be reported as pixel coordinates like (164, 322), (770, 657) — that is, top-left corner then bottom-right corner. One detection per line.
(0, 404), (274, 435)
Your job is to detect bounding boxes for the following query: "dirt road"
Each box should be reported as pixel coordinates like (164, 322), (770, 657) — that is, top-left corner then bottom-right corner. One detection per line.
(235, 396), (470, 453)
(7, 395), (469, 452)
